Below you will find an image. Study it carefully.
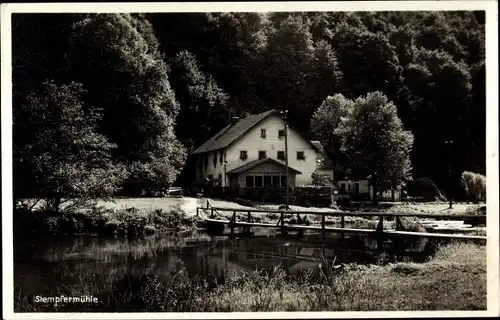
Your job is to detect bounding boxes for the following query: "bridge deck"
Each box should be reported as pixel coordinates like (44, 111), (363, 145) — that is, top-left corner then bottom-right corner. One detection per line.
(199, 206), (486, 243)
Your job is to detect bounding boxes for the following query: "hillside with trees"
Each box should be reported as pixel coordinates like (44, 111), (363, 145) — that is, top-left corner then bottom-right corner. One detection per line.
(12, 11), (486, 204)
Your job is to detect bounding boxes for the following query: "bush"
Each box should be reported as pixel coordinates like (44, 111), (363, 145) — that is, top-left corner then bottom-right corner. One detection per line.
(461, 171), (486, 203)
(407, 177), (444, 201)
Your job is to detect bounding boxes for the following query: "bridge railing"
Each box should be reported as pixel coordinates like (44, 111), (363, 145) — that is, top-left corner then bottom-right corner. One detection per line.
(196, 206), (486, 246)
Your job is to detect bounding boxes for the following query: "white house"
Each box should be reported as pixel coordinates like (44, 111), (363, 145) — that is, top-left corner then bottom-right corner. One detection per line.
(336, 178), (402, 201)
(190, 109), (334, 188)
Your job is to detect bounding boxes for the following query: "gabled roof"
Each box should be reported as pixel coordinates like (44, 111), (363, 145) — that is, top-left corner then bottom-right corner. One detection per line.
(191, 109), (275, 155)
(191, 109), (322, 155)
(226, 158), (302, 175)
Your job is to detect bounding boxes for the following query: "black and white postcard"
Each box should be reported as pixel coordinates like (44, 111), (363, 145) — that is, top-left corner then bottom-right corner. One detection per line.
(1, 1), (498, 319)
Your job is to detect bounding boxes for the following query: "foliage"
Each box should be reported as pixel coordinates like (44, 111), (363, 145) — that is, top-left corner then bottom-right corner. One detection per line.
(13, 81), (126, 212)
(334, 92), (414, 203)
(169, 50), (231, 153)
(407, 177), (444, 201)
(461, 171), (486, 203)
(310, 93), (353, 160)
(67, 13), (186, 193)
(12, 12), (485, 199)
(311, 170), (332, 186)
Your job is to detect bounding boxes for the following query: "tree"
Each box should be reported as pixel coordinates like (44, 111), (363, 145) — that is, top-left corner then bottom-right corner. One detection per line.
(66, 14), (186, 193)
(335, 92), (414, 204)
(310, 93), (353, 167)
(13, 81), (126, 213)
(169, 50), (231, 153)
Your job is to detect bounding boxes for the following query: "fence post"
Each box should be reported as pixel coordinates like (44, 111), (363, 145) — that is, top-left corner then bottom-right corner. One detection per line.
(196, 207), (199, 217)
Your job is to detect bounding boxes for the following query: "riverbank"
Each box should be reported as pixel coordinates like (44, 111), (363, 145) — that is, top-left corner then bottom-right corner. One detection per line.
(15, 241), (486, 312)
(14, 198), (486, 238)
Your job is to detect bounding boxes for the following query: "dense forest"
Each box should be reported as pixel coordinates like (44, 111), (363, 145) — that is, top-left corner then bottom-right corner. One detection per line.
(12, 11), (485, 205)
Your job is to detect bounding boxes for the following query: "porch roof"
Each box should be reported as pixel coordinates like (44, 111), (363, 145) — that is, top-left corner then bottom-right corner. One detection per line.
(226, 158), (302, 175)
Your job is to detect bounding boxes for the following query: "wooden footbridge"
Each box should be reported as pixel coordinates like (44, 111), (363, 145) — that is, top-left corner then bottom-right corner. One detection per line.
(196, 203), (486, 249)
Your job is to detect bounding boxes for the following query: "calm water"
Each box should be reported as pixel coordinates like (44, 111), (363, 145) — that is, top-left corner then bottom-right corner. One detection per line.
(14, 228), (428, 298)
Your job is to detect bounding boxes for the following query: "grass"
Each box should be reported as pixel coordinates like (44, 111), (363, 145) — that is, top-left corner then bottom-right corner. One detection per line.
(15, 241), (486, 312)
(14, 204), (202, 239)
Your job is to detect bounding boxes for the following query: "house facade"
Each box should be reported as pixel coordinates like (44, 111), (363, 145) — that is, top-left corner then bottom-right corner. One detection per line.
(336, 178), (402, 201)
(191, 109), (333, 189)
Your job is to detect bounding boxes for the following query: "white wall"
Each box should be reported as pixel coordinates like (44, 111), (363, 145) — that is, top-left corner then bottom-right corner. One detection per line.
(195, 149), (227, 184)
(337, 179), (402, 201)
(225, 114), (318, 186)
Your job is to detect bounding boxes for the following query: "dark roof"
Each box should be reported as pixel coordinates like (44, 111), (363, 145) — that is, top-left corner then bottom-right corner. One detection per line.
(191, 109), (275, 155)
(226, 158), (302, 175)
(191, 109), (322, 155)
(310, 140), (334, 170)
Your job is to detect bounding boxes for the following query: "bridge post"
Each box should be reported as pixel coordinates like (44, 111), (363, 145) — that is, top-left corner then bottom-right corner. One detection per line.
(341, 215), (345, 241)
(321, 213), (326, 240)
(376, 215), (385, 250)
(280, 211), (285, 236)
(230, 211), (236, 235)
(395, 216), (405, 231)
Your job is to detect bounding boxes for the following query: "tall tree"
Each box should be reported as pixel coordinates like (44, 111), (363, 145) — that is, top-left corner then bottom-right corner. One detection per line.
(66, 13), (186, 192)
(13, 81), (126, 212)
(169, 50), (231, 153)
(335, 92), (414, 203)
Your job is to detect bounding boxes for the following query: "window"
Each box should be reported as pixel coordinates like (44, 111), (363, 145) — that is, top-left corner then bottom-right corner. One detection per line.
(277, 151), (285, 161)
(272, 176), (280, 187)
(246, 176), (254, 187)
(280, 175), (287, 188)
(219, 151), (223, 165)
(213, 154), (217, 168)
(208, 174), (214, 181)
(218, 174), (222, 182)
(204, 155), (208, 170)
(278, 129), (286, 139)
(258, 151), (266, 159)
(340, 183), (346, 191)
(261, 129), (266, 138)
(297, 151), (305, 160)
(240, 150), (248, 160)
(264, 176), (272, 187)
(198, 159), (203, 172)
(255, 176), (263, 187)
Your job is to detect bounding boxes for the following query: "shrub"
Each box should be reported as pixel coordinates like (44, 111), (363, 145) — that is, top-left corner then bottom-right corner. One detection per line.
(461, 171), (486, 203)
(407, 177), (444, 201)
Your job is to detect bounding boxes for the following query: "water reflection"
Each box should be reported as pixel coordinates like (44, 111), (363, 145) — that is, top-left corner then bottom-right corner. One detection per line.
(14, 228), (428, 298)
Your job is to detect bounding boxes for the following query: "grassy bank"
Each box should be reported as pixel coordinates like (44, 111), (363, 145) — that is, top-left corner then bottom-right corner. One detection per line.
(14, 205), (202, 239)
(15, 242), (486, 312)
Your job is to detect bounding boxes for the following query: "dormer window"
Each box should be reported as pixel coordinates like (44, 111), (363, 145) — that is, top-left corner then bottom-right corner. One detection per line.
(261, 129), (266, 139)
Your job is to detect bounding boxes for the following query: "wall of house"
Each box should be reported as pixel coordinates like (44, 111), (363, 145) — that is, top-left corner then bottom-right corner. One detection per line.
(195, 149), (228, 185)
(336, 179), (401, 201)
(225, 114), (318, 186)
